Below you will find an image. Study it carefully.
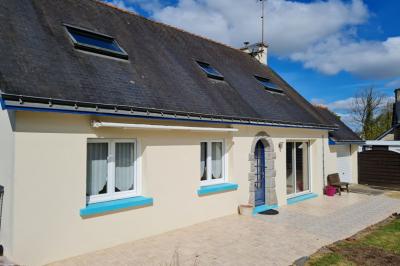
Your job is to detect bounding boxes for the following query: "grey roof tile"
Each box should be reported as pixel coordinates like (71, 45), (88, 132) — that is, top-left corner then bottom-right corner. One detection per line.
(0, 0), (335, 128)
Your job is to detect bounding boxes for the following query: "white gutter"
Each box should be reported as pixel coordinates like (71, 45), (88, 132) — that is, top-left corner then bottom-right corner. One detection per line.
(92, 121), (239, 132)
(364, 140), (400, 146)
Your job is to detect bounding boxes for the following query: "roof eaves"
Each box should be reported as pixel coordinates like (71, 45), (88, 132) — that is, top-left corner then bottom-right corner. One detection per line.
(0, 93), (338, 130)
(334, 140), (365, 145)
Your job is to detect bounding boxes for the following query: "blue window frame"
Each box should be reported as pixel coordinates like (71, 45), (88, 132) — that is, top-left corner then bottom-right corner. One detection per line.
(197, 61), (224, 80)
(255, 76), (283, 93)
(65, 24), (128, 59)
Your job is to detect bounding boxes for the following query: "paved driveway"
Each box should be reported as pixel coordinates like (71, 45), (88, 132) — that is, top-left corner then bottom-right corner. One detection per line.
(50, 193), (400, 266)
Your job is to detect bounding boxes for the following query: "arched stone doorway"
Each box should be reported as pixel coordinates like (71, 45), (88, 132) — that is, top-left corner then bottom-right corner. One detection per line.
(248, 132), (277, 206)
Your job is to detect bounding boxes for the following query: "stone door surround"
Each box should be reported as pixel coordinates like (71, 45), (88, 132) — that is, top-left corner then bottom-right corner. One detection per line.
(248, 132), (277, 206)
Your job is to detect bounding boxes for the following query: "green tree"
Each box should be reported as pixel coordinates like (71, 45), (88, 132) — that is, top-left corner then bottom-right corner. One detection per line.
(351, 87), (392, 140)
(374, 102), (393, 136)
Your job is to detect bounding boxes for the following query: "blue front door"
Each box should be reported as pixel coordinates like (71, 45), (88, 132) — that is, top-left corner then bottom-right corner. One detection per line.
(254, 141), (265, 206)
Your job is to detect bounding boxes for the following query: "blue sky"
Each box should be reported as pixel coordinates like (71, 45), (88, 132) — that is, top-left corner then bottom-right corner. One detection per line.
(104, 0), (400, 129)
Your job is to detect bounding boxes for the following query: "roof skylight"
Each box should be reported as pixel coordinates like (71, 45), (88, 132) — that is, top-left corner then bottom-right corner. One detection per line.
(197, 61), (224, 80)
(254, 76), (283, 93)
(65, 24), (128, 59)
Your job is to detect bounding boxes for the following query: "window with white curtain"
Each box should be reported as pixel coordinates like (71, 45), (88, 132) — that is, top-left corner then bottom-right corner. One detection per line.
(200, 140), (225, 185)
(86, 139), (137, 203)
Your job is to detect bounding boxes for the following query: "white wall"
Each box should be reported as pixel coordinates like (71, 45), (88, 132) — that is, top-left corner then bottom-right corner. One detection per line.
(350, 144), (359, 184)
(9, 111), (330, 265)
(326, 144), (360, 184)
(325, 145), (337, 181)
(0, 110), (15, 257)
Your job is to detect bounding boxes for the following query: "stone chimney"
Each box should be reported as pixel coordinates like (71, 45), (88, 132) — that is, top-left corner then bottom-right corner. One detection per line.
(394, 88), (400, 140)
(240, 42), (268, 65)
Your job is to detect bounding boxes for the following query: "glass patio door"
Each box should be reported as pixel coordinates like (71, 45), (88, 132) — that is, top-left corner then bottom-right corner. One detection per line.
(286, 142), (310, 196)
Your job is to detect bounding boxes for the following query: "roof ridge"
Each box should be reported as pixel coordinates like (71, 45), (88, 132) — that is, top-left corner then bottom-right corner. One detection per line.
(93, 0), (242, 53)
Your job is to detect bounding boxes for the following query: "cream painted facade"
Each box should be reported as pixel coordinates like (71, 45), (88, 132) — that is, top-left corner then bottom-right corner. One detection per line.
(350, 144), (359, 184)
(325, 144), (359, 184)
(0, 111), (357, 265)
(0, 110), (15, 261)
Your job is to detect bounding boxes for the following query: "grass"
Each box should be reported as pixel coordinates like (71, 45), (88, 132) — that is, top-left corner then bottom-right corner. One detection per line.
(307, 253), (354, 266)
(359, 218), (400, 254)
(304, 214), (400, 266)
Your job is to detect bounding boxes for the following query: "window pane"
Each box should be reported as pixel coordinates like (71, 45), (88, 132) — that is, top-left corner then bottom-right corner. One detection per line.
(286, 142), (295, 195)
(211, 142), (223, 179)
(296, 142), (309, 192)
(68, 28), (123, 53)
(203, 65), (220, 77)
(115, 143), (135, 192)
(197, 62), (224, 79)
(255, 76), (283, 93)
(87, 143), (108, 196)
(200, 142), (207, 181)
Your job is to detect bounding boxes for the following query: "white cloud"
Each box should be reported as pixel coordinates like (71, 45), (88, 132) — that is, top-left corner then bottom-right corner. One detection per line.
(151, 0), (369, 55)
(291, 36), (400, 78)
(106, 0), (400, 79)
(311, 98), (358, 129)
(312, 97), (355, 112)
(155, 1), (232, 45)
(327, 97), (356, 111)
(312, 95), (395, 131)
(315, 94), (394, 116)
(106, 0), (137, 13)
(336, 112), (359, 131)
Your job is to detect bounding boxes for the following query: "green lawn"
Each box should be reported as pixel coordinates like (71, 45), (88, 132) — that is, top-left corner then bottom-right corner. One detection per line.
(308, 253), (354, 266)
(305, 215), (400, 266)
(361, 217), (400, 254)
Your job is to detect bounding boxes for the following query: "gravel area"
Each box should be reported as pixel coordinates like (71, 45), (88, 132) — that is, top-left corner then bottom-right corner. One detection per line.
(49, 193), (400, 266)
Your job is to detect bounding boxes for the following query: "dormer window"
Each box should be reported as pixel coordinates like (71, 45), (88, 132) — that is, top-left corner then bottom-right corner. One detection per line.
(197, 61), (224, 80)
(65, 24), (128, 59)
(255, 76), (283, 93)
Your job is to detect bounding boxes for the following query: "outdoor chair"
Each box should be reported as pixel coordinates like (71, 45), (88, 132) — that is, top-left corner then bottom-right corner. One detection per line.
(327, 173), (349, 195)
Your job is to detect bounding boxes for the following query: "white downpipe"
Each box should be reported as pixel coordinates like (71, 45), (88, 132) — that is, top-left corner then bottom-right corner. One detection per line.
(92, 121), (239, 132)
(322, 134), (326, 187)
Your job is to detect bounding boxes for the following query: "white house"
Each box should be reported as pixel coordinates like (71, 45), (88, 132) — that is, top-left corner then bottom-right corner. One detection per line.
(0, 0), (362, 265)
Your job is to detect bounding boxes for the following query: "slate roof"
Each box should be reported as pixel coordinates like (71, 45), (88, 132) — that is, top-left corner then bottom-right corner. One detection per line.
(314, 106), (362, 142)
(0, 0), (336, 129)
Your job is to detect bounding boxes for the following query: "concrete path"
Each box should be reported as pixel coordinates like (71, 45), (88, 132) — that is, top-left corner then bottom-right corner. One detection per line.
(49, 193), (400, 266)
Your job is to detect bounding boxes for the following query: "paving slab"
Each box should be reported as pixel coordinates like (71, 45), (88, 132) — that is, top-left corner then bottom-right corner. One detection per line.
(49, 193), (400, 266)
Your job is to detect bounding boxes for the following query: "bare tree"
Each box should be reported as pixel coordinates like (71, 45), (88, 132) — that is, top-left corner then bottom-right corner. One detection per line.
(351, 87), (385, 140)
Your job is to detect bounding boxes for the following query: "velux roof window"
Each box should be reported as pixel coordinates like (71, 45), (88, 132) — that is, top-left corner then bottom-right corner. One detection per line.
(65, 24), (128, 59)
(254, 76), (283, 93)
(197, 61), (224, 80)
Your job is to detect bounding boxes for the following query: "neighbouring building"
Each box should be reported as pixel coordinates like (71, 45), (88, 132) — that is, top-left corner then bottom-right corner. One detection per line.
(356, 89), (400, 188)
(0, 0), (361, 265)
(375, 88), (400, 142)
(362, 88), (400, 152)
(314, 106), (364, 184)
